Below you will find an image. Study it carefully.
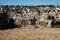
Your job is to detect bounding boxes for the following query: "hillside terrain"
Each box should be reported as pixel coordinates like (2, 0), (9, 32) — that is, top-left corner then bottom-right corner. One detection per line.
(0, 5), (60, 29)
(0, 5), (60, 40)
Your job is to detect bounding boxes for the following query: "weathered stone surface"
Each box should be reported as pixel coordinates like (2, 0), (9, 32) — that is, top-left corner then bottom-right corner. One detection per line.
(0, 5), (60, 28)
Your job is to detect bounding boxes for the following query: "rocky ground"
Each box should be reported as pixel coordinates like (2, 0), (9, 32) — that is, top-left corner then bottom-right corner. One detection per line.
(0, 27), (60, 40)
(0, 5), (60, 40)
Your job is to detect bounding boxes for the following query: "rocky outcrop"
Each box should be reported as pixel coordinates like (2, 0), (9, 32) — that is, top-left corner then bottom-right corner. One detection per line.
(0, 5), (60, 28)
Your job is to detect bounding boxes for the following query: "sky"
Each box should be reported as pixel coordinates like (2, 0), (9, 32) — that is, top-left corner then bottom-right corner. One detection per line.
(0, 0), (60, 6)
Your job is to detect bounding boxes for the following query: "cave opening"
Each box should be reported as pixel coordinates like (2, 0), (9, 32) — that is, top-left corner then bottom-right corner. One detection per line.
(0, 12), (19, 30)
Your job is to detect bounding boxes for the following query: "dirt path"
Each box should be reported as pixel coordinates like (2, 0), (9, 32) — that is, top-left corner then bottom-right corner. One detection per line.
(0, 28), (60, 40)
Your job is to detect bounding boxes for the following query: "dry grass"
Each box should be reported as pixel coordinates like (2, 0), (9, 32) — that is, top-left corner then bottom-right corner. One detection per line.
(0, 27), (60, 40)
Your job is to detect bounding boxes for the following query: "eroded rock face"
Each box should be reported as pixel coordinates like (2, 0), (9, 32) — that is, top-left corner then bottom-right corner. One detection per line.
(0, 5), (60, 28)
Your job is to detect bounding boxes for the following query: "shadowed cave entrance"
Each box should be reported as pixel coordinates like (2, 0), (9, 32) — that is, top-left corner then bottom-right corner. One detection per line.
(0, 12), (19, 30)
(0, 18), (19, 30)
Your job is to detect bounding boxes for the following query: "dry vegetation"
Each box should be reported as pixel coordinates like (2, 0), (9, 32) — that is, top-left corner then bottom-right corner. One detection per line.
(0, 27), (60, 40)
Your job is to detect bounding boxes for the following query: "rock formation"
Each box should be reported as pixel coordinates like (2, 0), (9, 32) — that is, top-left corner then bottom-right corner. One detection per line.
(0, 5), (60, 29)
